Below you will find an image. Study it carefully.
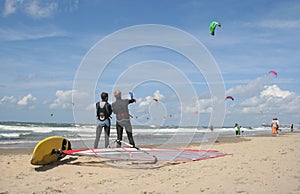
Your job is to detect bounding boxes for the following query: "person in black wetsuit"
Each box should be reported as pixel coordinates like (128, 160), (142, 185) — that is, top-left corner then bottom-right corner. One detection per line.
(112, 90), (136, 148)
(94, 92), (112, 148)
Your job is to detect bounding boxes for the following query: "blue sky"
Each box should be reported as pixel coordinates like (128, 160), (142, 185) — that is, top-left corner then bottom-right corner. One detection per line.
(0, 0), (299, 126)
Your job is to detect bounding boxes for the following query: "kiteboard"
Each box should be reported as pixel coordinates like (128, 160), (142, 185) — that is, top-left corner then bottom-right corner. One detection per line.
(30, 136), (71, 165)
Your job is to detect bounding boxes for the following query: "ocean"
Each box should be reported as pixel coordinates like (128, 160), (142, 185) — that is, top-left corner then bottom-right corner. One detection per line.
(0, 121), (297, 149)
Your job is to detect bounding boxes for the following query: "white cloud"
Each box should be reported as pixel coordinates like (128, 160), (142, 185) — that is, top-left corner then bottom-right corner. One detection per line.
(2, 0), (18, 17)
(0, 25), (67, 41)
(154, 90), (164, 101)
(2, 0), (79, 18)
(15, 73), (37, 82)
(139, 90), (165, 107)
(50, 90), (91, 110)
(258, 19), (300, 29)
(260, 85), (292, 98)
(1, 94), (37, 109)
(139, 96), (154, 107)
(86, 103), (95, 111)
(219, 75), (299, 125)
(0, 95), (16, 104)
(25, 0), (58, 18)
(226, 75), (273, 98)
(2, 0), (58, 18)
(197, 98), (213, 113)
(50, 90), (73, 109)
(240, 96), (260, 107)
(242, 19), (300, 30)
(182, 95), (216, 114)
(240, 85), (300, 114)
(17, 94), (37, 106)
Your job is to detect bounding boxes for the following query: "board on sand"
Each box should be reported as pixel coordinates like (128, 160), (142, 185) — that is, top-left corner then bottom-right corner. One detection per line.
(31, 136), (71, 165)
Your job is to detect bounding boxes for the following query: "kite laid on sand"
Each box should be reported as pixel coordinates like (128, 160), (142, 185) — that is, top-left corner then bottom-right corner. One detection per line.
(30, 136), (230, 168)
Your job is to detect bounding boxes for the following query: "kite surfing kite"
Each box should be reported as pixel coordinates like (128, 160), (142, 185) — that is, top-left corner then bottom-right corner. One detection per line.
(209, 21), (221, 36)
(153, 98), (159, 103)
(269, 70), (278, 77)
(30, 136), (230, 168)
(225, 96), (234, 101)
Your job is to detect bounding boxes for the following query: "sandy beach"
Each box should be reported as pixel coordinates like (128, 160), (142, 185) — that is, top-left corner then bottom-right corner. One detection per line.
(1, 132), (299, 194)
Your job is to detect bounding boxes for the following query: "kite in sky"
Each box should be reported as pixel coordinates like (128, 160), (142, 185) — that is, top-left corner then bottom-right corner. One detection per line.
(225, 96), (234, 101)
(209, 21), (221, 36)
(269, 70), (278, 77)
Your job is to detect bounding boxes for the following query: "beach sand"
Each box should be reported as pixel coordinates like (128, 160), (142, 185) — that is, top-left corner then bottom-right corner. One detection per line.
(1, 133), (299, 194)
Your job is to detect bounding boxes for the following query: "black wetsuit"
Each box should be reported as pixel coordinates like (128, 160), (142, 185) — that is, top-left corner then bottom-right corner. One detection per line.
(112, 99), (135, 147)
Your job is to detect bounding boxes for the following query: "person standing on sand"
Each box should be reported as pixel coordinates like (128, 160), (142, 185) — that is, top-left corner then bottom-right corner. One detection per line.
(271, 118), (280, 135)
(112, 90), (136, 148)
(94, 92), (112, 148)
(290, 124), (294, 132)
(234, 123), (241, 136)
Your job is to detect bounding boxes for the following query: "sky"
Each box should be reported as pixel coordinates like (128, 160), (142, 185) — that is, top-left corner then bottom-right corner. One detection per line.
(0, 0), (299, 126)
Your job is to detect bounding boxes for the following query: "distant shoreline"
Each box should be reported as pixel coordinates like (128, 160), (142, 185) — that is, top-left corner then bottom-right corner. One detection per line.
(3, 120), (298, 128)
(2, 132), (298, 155)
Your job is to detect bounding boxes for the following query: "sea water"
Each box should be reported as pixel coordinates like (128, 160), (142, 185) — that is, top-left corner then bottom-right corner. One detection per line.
(0, 121), (297, 149)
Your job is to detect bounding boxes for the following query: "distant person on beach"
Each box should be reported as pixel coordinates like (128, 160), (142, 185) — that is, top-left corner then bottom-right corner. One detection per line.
(271, 118), (280, 135)
(290, 124), (294, 132)
(94, 92), (112, 148)
(112, 90), (136, 148)
(234, 123), (241, 136)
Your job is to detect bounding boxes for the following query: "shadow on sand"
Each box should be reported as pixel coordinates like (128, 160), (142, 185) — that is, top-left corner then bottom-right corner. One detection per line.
(34, 157), (78, 172)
